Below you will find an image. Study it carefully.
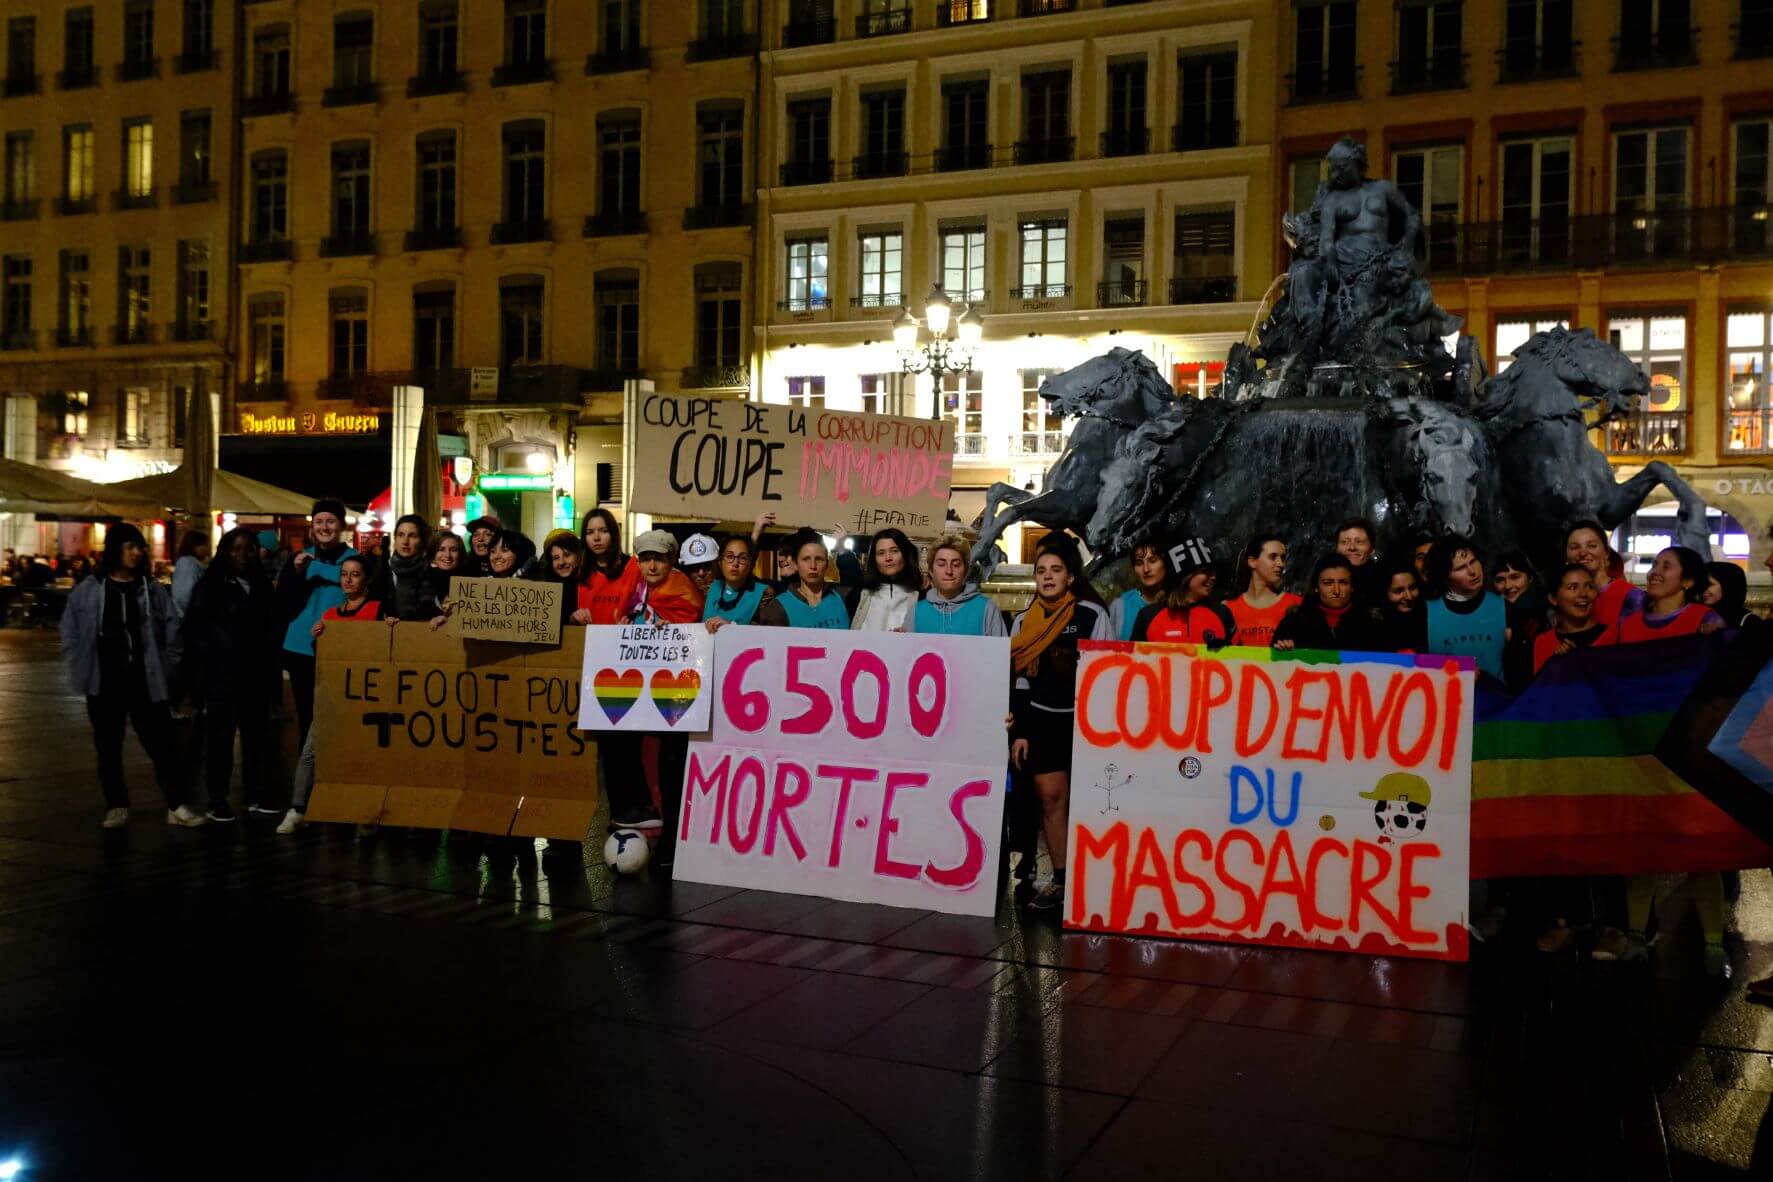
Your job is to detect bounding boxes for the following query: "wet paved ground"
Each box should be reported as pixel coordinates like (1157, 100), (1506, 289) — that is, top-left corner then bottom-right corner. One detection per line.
(0, 630), (1770, 1180)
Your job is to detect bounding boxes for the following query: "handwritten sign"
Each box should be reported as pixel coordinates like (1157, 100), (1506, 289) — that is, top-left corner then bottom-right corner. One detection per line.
(629, 394), (956, 537)
(672, 628), (1009, 916)
(577, 623), (714, 732)
(449, 577), (562, 645)
(307, 624), (599, 838)
(1066, 643), (1474, 961)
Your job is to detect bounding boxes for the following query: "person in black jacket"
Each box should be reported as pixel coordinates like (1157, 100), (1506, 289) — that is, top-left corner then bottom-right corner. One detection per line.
(1273, 554), (1380, 651)
(384, 513), (433, 620)
(1371, 560), (1428, 653)
(183, 527), (284, 821)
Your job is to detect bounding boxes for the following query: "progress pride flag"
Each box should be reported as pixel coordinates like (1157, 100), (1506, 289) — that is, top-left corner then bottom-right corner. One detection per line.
(1066, 643), (1474, 961)
(672, 629), (1010, 916)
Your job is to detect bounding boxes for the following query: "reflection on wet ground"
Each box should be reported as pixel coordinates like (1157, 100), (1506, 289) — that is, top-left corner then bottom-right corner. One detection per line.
(0, 631), (1766, 1179)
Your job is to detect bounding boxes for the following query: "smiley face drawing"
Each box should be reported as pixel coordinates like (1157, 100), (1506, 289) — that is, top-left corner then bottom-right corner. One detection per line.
(1358, 772), (1431, 845)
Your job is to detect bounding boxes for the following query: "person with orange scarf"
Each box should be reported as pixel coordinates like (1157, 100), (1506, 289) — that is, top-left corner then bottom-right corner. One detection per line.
(1008, 534), (1111, 912)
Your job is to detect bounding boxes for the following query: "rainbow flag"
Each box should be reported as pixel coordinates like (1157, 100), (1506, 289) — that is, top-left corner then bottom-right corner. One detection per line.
(1472, 635), (1773, 878)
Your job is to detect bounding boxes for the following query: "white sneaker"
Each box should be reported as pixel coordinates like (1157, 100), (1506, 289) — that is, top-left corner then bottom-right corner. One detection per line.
(101, 807), (129, 829)
(275, 809), (303, 835)
(166, 805), (209, 828)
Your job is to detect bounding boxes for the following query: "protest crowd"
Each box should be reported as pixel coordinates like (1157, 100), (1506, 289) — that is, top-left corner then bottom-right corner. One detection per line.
(58, 496), (1773, 1002)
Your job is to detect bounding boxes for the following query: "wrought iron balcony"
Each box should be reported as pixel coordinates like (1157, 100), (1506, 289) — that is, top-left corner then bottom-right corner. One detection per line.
(1012, 430), (1065, 455)
(1613, 27), (1698, 71)
(851, 292), (902, 310)
(783, 17), (836, 47)
(1013, 136), (1074, 165)
(406, 70), (464, 97)
(174, 181), (216, 205)
(0, 198), (37, 221)
(1725, 409), (1773, 455)
(403, 226), (462, 252)
(55, 326), (93, 348)
(116, 57), (159, 82)
(242, 92), (295, 117)
(57, 66), (97, 90)
(3, 73), (39, 97)
(1418, 207), (1773, 276)
(175, 50), (219, 74)
(1172, 120), (1239, 151)
(56, 196), (95, 216)
(686, 35), (757, 62)
(1286, 64), (1361, 104)
(239, 239), (293, 263)
(1169, 275), (1237, 304)
(955, 433), (987, 456)
(491, 60), (553, 87)
(114, 188), (156, 211)
(1598, 411), (1687, 457)
(319, 231), (375, 258)
(1020, 0), (1076, 14)
(0, 329), (36, 351)
(583, 210), (647, 238)
(586, 47), (650, 74)
(580, 368), (644, 394)
(1100, 127), (1148, 158)
(778, 296), (831, 313)
(936, 143), (995, 172)
(1495, 39), (1581, 82)
(112, 323), (153, 346)
(780, 158), (833, 186)
(683, 202), (752, 230)
(169, 320), (213, 343)
(1389, 51), (1467, 94)
(853, 151), (908, 180)
(1097, 279), (1147, 307)
(681, 365), (749, 391)
(857, 9), (913, 37)
(490, 219), (550, 244)
(323, 81), (379, 108)
(1012, 283), (1070, 301)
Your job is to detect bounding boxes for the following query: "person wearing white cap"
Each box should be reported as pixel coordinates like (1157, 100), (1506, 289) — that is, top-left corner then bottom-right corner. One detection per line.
(678, 533), (719, 599)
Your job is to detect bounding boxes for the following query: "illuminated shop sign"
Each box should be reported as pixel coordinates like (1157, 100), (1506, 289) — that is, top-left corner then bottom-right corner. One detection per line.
(238, 410), (383, 436)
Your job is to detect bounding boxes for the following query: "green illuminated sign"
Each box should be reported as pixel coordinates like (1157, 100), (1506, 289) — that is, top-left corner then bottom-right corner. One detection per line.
(478, 473), (553, 491)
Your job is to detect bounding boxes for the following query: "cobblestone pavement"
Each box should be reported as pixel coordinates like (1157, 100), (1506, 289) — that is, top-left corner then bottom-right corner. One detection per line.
(0, 629), (1767, 1180)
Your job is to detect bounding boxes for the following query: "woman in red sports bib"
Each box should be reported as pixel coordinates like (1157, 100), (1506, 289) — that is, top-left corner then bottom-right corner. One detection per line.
(1612, 546), (1723, 645)
(1224, 534), (1299, 648)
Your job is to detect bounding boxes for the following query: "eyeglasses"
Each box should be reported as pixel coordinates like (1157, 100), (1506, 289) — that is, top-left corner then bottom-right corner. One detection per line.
(722, 553), (751, 564)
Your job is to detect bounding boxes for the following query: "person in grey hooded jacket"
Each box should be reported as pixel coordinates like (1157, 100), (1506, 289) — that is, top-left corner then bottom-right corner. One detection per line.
(60, 523), (204, 829)
(913, 535), (1008, 636)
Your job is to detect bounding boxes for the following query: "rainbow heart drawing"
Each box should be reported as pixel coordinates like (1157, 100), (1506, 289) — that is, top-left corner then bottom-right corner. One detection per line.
(649, 669), (702, 727)
(592, 668), (645, 725)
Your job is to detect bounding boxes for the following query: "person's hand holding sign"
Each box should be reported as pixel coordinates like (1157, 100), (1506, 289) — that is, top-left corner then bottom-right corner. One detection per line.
(751, 511), (777, 544)
(571, 608), (594, 624)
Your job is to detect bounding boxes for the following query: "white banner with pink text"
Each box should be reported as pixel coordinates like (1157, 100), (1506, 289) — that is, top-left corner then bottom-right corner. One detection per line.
(672, 628), (1010, 916)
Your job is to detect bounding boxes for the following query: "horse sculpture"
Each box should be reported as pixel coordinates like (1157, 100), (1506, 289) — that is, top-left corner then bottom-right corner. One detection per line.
(969, 329), (1710, 584)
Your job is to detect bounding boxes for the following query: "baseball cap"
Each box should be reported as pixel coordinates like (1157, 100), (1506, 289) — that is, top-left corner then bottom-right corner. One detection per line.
(1358, 771), (1432, 808)
(679, 533), (718, 566)
(633, 528), (677, 557)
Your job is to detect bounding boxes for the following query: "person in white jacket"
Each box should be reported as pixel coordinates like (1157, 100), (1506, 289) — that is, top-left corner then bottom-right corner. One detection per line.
(850, 527), (922, 632)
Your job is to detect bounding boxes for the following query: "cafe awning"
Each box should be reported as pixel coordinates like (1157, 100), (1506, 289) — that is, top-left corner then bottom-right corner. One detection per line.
(0, 457), (163, 519)
(112, 468), (317, 517)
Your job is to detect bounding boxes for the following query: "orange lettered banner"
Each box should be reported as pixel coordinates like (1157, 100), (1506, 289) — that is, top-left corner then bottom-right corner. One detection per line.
(1064, 642), (1475, 962)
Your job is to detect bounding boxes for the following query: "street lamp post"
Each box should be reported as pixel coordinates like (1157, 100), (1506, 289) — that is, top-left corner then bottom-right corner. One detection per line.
(895, 287), (984, 421)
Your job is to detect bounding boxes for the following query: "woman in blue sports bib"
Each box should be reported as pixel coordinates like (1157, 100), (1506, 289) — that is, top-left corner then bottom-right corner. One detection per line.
(914, 535), (1008, 636)
(703, 534), (767, 628)
(1423, 536), (1507, 680)
(754, 528), (855, 629)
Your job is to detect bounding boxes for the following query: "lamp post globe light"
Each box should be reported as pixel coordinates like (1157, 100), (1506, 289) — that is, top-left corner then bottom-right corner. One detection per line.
(894, 286), (983, 378)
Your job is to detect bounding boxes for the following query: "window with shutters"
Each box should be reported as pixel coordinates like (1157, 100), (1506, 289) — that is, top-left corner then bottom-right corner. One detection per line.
(1171, 209), (1236, 303)
(1100, 217), (1145, 305)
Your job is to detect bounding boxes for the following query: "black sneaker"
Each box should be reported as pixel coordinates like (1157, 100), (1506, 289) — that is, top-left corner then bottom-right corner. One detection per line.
(206, 803), (239, 823)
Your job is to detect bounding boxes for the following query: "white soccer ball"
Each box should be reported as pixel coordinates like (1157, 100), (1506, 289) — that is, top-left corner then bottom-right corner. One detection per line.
(603, 829), (651, 874)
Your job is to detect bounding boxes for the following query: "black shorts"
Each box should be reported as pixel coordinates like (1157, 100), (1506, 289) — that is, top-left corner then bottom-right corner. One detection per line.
(1021, 712), (1076, 777)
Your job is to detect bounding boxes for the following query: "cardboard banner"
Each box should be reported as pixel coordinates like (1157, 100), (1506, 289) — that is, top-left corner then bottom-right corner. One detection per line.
(307, 623), (598, 839)
(577, 623), (714, 732)
(672, 628), (1010, 916)
(1065, 643), (1474, 962)
(449, 577), (562, 645)
(629, 393), (956, 537)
